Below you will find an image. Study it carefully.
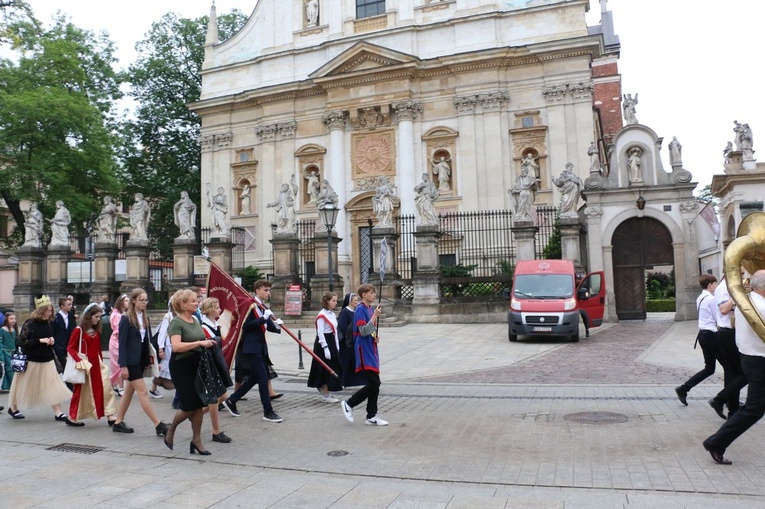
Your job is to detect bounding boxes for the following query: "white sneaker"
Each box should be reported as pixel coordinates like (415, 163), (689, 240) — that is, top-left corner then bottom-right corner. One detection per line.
(365, 415), (388, 426)
(148, 389), (163, 399)
(322, 394), (339, 403)
(340, 400), (354, 422)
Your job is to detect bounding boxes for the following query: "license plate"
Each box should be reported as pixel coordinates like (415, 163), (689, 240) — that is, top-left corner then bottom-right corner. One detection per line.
(533, 326), (552, 332)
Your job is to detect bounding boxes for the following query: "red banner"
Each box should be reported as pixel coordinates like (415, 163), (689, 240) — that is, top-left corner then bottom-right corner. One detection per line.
(205, 263), (256, 368)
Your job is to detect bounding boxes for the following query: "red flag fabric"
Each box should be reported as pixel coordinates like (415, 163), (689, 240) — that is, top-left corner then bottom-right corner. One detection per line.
(699, 202), (721, 239)
(205, 263), (256, 368)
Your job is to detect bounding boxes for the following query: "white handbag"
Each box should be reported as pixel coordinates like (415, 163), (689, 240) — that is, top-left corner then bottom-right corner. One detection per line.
(62, 328), (88, 385)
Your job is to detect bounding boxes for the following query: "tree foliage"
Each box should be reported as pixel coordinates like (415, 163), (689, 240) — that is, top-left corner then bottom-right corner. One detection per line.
(117, 10), (247, 259)
(0, 8), (122, 242)
(542, 220), (562, 259)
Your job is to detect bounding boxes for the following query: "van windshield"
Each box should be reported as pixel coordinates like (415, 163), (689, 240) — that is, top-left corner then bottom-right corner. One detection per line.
(513, 274), (574, 299)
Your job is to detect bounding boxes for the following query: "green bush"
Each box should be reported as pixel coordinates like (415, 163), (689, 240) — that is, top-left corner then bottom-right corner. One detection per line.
(236, 266), (266, 291)
(646, 299), (676, 312)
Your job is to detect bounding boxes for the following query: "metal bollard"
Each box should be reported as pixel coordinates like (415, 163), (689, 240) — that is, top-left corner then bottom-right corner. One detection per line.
(298, 329), (304, 369)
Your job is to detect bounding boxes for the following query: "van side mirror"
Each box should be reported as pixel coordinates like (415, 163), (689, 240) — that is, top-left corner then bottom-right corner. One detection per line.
(577, 288), (589, 300)
(502, 288), (511, 300)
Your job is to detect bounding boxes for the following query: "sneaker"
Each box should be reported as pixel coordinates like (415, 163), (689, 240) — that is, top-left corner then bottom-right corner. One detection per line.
(263, 412), (283, 423)
(212, 432), (232, 443)
(674, 386), (688, 406)
(222, 398), (240, 417)
(218, 403), (225, 412)
(340, 400), (354, 423)
(365, 415), (388, 426)
(321, 394), (340, 403)
(113, 386), (123, 397)
(8, 408), (25, 419)
(112, 421), (134, 433)
(149, 389), (163, 399)
(155, 421), (169, 436)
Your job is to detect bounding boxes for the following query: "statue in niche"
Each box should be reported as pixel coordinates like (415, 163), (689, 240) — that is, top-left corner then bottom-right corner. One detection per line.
(129, 193), (151, 242)
(627, 147), (643, 182)
(240, 184), (251, 215)
(267, 175), (299, 234)
(96, 196), (119, 243)
(723, 141), (733, 163)
(587, 141), (601, 173)
(429, 154), (452, 192)
(552, 163), (583, 218)
(520, 152), (539, 178)
(669, 136), (682, 167)
(48, 200), (71, 247)
(22, 201), (44, 248)
(508, 165), (540, 222)
(304, 169), (321, 204)
(414, 173), (440, 226)
(372, 176), (397, 229)
(206, 183), (230, 237)
(306, 0), (319, 26)
(316, 179), (339, 210)
(622, 93), (638, 124)
(173, 191), (197, 239)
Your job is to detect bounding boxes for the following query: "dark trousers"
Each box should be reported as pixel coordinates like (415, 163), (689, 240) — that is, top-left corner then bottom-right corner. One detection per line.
(713, 327), (745, 411)
(347, 371), (381, 419)
(682, 330), (718, 390)
(704, 354), (765, 452)
(229, 352), (272, 415)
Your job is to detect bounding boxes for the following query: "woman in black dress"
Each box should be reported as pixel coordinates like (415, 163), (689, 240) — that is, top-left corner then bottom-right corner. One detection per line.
(337, 293), (365, 388)
(307, 292), (343, 402)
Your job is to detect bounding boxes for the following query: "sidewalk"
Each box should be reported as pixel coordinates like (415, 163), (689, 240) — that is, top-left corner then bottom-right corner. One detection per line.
(0, 319), (761, 509)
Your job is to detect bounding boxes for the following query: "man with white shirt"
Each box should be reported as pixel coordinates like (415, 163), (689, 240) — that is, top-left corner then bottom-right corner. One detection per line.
(51, 296), (75, 371)
(703, 269), (765, 464)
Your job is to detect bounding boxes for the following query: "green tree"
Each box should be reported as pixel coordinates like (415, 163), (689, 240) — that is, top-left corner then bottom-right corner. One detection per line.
(0, 9), (122, 241)
(117, 10), (247, 259)
(542, 220), (562, 259)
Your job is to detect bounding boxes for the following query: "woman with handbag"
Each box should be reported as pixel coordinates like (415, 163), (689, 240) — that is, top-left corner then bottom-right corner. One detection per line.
(108, 294), (129, 397)
(307, 292), (343, 402)
(66, 303), (118, 426)
(162, 289), (219, 455)
(111, 288), (169, 436)
(1, 311), (19, 392)
(199, 297), (234, 444)
(6, 295), (76, 424)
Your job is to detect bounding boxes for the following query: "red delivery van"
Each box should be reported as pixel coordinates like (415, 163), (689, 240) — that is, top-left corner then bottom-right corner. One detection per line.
(508, 259), (605, 342)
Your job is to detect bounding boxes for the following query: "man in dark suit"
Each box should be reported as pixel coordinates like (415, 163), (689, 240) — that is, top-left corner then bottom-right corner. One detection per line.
(223, 280), (284, 423)
(52, 296), (76, 369)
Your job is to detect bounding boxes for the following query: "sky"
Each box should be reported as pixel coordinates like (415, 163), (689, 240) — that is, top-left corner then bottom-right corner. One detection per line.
(27, 0), (765, 191)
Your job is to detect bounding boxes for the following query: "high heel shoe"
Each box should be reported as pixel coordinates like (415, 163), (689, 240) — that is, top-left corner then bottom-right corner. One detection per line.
(164, 437), (173, 450)
(189, 441), (211, 455)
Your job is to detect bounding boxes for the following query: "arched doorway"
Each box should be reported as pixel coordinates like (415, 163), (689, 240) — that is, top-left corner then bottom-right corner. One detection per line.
(612, 217), (674, 320)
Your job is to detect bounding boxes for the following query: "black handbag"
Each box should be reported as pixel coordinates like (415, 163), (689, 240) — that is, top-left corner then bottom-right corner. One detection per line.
(11, 347), (27, 372)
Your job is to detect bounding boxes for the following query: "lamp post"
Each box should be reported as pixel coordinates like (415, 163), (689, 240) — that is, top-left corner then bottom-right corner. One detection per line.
(318, 206), (340, 292)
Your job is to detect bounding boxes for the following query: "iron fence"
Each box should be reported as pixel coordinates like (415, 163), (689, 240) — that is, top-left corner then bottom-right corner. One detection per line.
(534, 205), (558, 257)
(271, 220), (317, 305)
(438, 210), (515, 277)
(200, 227), (246, 272)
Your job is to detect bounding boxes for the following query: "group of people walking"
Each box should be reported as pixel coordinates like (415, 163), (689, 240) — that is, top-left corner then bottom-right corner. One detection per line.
(2, 278), (391, 455)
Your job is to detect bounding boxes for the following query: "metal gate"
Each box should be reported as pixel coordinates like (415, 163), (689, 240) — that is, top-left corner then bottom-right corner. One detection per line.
(359, 226), (372, 284)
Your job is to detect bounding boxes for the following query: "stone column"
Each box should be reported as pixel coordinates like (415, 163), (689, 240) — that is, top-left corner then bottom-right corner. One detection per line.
(412, 225), (441, 319)
(392, 101), (423, 217)
(44, 244), (74, 299)
(322, 111), (349, 262)
(207, 237), (234, 275)
(310, 230), (344, 308)
(13, 246), (44, 311)
(559, 217), (583, 273)
(512, 221), (538, 261)
(120, 240), (151, 295)
(91, 241), (119, 303)
(269, 232), (301, 314)
(168, 238), (197, 292)
(368, 227), (399, 302)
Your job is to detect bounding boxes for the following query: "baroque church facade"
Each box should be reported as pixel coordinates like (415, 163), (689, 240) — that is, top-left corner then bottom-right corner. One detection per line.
(192, 0), (710, 322)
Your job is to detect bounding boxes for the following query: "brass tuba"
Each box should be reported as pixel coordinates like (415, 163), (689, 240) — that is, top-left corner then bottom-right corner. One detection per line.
(724, 211), (765, 341)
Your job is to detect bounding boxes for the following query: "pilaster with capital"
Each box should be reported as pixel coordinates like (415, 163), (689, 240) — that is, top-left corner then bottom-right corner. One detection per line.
(323, 110), (349, 261)
(392, 102), (421, 217)
(391, 101), (423, 123)
(322, 110), (347, 131)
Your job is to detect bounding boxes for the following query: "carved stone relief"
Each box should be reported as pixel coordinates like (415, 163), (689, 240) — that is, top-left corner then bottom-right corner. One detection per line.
(351, 130), (396, 180)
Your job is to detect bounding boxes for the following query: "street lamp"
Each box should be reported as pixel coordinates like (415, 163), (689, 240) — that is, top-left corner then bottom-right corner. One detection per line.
(318, 206), (340, 292)
(636, 190), (647, 211)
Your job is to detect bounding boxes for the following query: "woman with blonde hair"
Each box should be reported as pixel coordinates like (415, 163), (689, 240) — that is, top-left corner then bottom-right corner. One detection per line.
(67, 303), (118, 426)
(111, 288), (169, 436)
(163, 289), (222, 454)
(199, 297), (233, 443)
(6, 295), (75, 424)
(109, 294), (129, 396)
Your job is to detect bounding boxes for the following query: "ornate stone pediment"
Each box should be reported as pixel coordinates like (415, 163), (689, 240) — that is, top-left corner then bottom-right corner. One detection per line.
(310, 41), (419, 79)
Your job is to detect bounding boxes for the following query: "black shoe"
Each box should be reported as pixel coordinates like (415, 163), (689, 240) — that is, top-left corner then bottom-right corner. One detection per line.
(189, 441), (211, 455)
(0, 405), (3, 412)
(8, 408), (24, 419)
(164, 437), (173, 450)
(222, 399), (240, 417)
(155, 421), (169, 436)
(675, 386), (688, 406)
(270, 393), (284, 400)
(703, 442), (732, 465)
(263, 411), (283, 423)
(708, 399), (726, 420)
(112, 421), (134, 433)
(212, 432), (232, 443)
(107, 419), (116, 427)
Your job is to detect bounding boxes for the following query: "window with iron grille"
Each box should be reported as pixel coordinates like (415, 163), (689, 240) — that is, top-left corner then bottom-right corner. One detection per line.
(357, 0), (385, 19)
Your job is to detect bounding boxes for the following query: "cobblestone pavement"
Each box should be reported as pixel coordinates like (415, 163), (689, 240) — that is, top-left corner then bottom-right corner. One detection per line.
(0, 319), (759, 509)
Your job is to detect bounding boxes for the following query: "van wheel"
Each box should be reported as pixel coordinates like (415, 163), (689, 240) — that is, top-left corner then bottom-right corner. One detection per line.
(508, 326), (517, 342)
